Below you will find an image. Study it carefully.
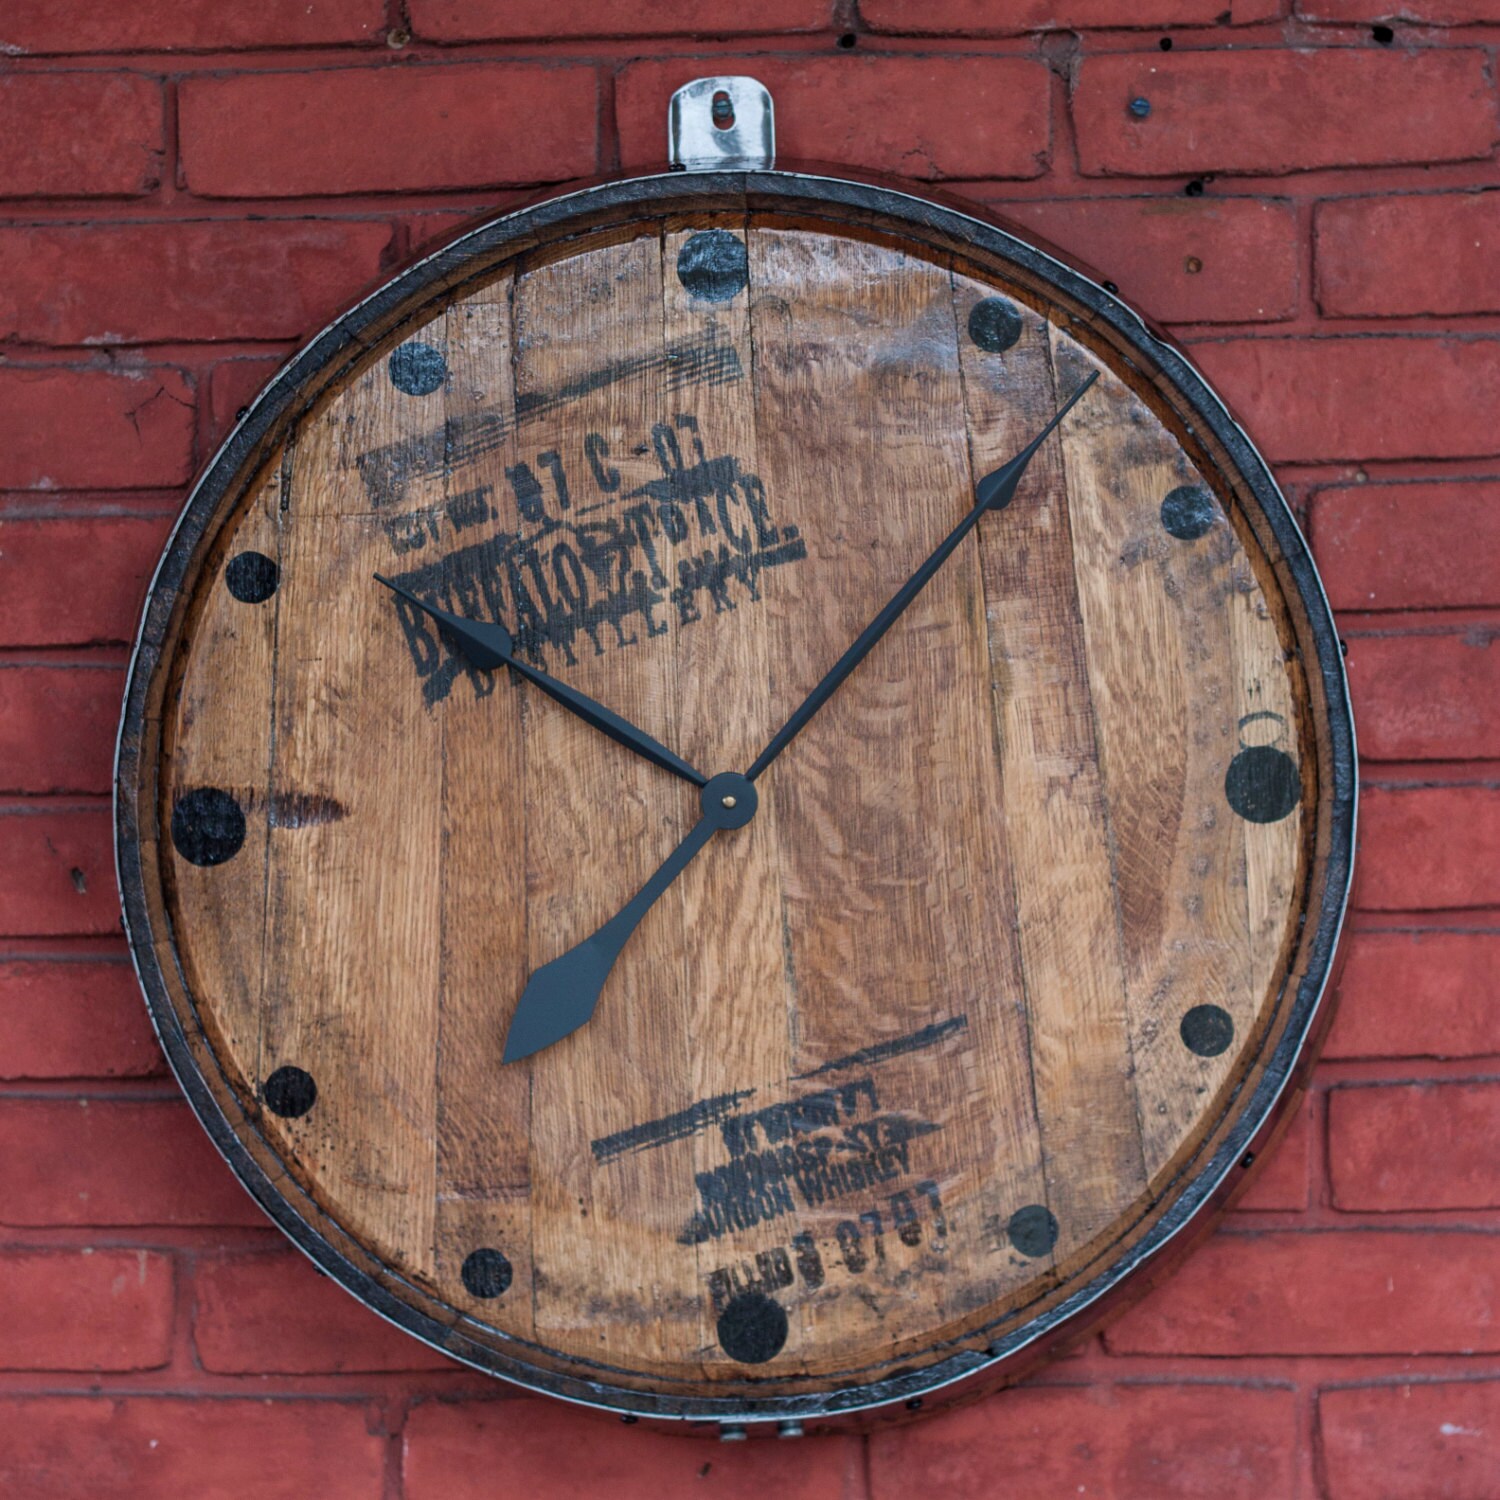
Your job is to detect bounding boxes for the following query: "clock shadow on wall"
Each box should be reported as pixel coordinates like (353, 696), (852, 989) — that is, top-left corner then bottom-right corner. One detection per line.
(115, 77), (1354, 1434)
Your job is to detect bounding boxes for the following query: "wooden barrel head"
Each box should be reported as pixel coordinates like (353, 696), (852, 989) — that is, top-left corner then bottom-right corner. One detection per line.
(116, 173), (1354, 1426)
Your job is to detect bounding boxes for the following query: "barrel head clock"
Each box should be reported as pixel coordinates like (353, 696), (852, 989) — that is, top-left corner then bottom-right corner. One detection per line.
(116, 78), (1355, 1431)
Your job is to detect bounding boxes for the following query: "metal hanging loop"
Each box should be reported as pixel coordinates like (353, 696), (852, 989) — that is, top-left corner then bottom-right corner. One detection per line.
(669, 77), (775, 172)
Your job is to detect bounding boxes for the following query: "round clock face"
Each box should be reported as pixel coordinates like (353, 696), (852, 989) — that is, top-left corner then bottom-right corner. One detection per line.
(117, 174), (1353, 1423)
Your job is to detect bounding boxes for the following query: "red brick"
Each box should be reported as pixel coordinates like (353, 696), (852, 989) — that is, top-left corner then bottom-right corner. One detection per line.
(1191, 337), (1500, 463)
(0, 513), (171, 647)
(1326, 930), (1500, 1060)
(993, 196), (1298, 323)
(0, 1249), (173, 1372)
(865, 0), (1226, 28)
(195, 1253), (453, 1373)
(0, 1099), (265, 1227)
(1234, 1096), (1312, 1211)
(0, 0), (384, 52)
(1301, 0), (1500, 19)
(1318, 192), (1500, 318)
(403, 208), (490, 257)
(1331, 1082), (1500, 1210)
(0, 74), (163, 198)
(0, 808), (119, 936)
(618, 56), (1051, 179)
(0, 667), (121, 793)
(404, 1399), (865, 1500)
(179, 64), (598, 198)
(1074, 51), (1496, 177)
(1321, 1381), (1500, 1500)
(1105, 1230), (1500, 1354)
(869, 1385), (1296, 1499)
(0, 220), (393, 346)
(1360, 786), (1500, 911)
(411, 0), (828, 39)
(1310, 482), (1500, 612)
(1346, 631), (1500, 762)
(0, 367), (195, 490)
(0, 960), (162, 1079)
(0, 1397), (386, 1500)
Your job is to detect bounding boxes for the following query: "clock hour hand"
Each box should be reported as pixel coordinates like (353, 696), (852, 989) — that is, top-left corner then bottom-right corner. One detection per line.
(375, 575), (708, 788)
(502, 773), (757, 1062)
(745, 371), (1098, 782)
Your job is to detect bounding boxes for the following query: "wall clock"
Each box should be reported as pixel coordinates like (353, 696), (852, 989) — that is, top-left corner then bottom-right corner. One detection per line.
(116, 77), (1355, 1433)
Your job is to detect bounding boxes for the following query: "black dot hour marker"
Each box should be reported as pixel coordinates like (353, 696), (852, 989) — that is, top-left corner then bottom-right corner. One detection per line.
(1007, 1204), (1059, 1258)
(676, 230), (748, 302)
(461, 1247), (513, 1299)
(715, 1290), (788, 1364)
(1160, 485), (1217, 540)
(1225, 745), (1300, 824)
(262, 1064), (318, 1118)
(388, 340), (447, 396)
(968, 297), (1022, 353)
(1180, 1004), (1235, 1058)
(170, 787), (246, 867)
(224, 551), (279, 604)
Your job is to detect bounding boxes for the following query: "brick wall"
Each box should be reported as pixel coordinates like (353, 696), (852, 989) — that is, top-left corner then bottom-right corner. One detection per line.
(1, 2), (1496, 1496)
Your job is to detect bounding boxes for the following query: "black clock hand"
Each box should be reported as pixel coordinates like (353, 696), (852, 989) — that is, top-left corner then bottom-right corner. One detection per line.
(375, 575), (708, 788)
(499, 374), (1097, 1062)
(501, 773), (757, 1063)
(745, 371), (1098, 782)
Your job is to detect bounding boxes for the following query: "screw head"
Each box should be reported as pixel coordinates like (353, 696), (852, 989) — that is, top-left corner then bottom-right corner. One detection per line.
(702, 771), (756, 828)
(1129, 96), (1151, 119)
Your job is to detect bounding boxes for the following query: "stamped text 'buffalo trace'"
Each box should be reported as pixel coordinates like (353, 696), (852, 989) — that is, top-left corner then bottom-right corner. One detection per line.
(385, 411), (806, 704)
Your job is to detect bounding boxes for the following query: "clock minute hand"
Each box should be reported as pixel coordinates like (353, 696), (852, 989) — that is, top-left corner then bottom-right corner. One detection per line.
(501, 772), (757, 1063)
(745, 370), (1098, 783)
(375, 575), (708, 789)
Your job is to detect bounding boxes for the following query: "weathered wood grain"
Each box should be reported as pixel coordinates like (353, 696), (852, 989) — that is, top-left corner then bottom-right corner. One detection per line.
(141, 199), (1335, 1409)
(1052, 329), (1258, 1180)
(743, 227), (1053, 1362)
(165, 465), (282, 1083)
(511, 231), (703, 1372)
(956, 281), (1148, 1266)
(659, 216), (804, 1374)
(432, 277), (536, 1334)
(258, 351), (446, 1278)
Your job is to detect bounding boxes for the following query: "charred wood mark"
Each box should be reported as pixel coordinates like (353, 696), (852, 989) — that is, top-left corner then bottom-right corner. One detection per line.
(680, 1076), (944, 1245)
(354, 330), (744, 511)
(593, 1016), (970, 1166)
(590, 1087), (756, 1166)
(267, 792), (347, 829)
(383, 419), (806, 705)
(720, 1077), (878, 1157)
(679, 1113), (942, 1245)
(702, 1184), (947, 1317)
(707, 1249), (798, 1316)
(792, 1014), (970, 1080)
(382, 484), (497, 557)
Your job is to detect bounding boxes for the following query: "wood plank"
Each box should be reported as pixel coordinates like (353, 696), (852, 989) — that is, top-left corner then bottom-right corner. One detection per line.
(429, 277), (536, 1336)
(258, 342), (447, 1276)
(658, 216), (802, 1372)
(512, 230), (702, 1372)
(166, 465), (282, 1090)
(1227, 577), (1306, 1018)
(955, 278), (1148, 1260)
(1052, 329), (1255, 1180)
(745, 227), (1047, 1363)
